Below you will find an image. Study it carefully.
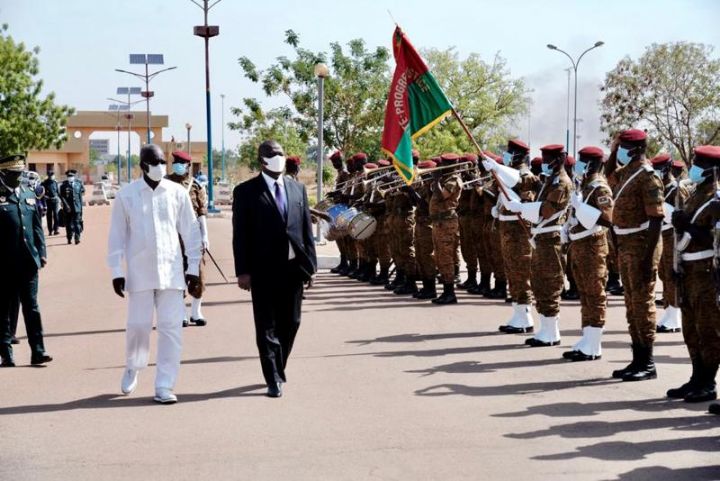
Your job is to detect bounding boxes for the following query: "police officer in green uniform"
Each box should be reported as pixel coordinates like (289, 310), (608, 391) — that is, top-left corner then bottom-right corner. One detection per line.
(60, 169), (85, 244)
(0, 154), (52, 367)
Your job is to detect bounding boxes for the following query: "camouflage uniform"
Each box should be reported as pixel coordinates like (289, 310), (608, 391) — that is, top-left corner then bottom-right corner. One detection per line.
(482, 180), (505, 285)
(430, 174), (462, 284)
(391, 191), (417, 278)
(333, 169), (353, 262)
(458, 189), (478, 274)
(470, 185), (490, 279)
(414, 182), (435, 279)
(658, 179), (690, 308)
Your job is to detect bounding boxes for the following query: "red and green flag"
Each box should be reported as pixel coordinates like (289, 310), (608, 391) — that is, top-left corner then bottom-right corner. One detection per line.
(381, 26), (453, 184)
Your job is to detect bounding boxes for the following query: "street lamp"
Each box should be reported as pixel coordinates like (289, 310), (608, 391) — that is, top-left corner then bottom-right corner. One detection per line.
(109, 89), (143, 182)
(191, 0), (222, 213)
(116, 54), (177, 144)
(547, 41), (604, 158)
(314, 62), (329, 242)
(185, 123), (192, 156)
(220, 93), (226, 182)
(107, 104), (128, 184)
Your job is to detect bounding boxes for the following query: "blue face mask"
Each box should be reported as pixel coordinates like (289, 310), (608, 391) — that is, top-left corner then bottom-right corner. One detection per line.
(541, 163), (552, 176)
(502, 151), (513, 166)
(617, 147), (631, 165)
(574, 160), (587, 177)
(689, 165), (706, 184)
(172, 163), (188, 176)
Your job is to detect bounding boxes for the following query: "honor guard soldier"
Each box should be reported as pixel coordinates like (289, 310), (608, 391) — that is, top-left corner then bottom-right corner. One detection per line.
(507, 144), (571, 347)
(41, 171), (60, 235)
(466, 154), (493, 295)
(479, 152), (507, 299)
(561, 155), (580, 301)
(607, 129), (664, 382)
(530, 156), (543, 178)
(652, 152), (690, 333)
(285, 156), (301, 181)
(368, 160), (393, 285)
(562, 146), (614, 361)
(59, 169), (85, 245)
(329, 151), (351, 274)
(484, 139), (540, 333)
(0, 154), (53, 367)
(668, 145), (720, 408)
(166, 151), (210, 327)
(428, 153), (463, 304)
(412, 160), (438, 299)
(347, 153), (369, 279)
(457, 154), (480, 291)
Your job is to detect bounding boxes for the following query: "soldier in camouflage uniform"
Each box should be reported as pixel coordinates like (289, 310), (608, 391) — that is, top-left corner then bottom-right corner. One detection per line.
(507, 144), (571, 347)
(166, 151), (210, 327)
(606, 129), (664, 382)
(485, 139), (540, 333)
(477, 152), (507, 298)
(368, 160), (393, 285)
(457, 154), (479, 291)
(329, 151), (352, 275)
(651, 153), (690, 333)
(428, 153), (463, 305)
(669, 145), (720, 408)
(346, 153), (368, 279)
(412, 160), (437, 299)
(562, 146), (614, 361)
(466, 154), (492, 296)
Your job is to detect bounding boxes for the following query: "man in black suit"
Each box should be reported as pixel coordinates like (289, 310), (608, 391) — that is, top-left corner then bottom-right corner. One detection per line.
(232, 140), (317, 398)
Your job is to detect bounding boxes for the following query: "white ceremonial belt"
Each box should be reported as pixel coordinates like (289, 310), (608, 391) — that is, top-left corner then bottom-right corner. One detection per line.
(681, 250), (714, 262)
(661, 223), (674, 232)
(569, 225), (603, 241)
(530, 225), (563, 235)
(613, 221), (650, 236)
(499, 214), (519, 222)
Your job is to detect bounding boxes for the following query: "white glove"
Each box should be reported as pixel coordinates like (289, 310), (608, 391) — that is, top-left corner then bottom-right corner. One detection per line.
(482, 159), (497, 172)
(560, 224), (569, 244)
(570, 192), (583, 210)
(491, 205), (499, 219)
(198, 215), (210, 250)
(506, 200), (523, 213)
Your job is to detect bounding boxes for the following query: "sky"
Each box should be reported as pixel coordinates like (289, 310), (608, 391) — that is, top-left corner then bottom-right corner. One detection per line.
(3, 0), (720, 159)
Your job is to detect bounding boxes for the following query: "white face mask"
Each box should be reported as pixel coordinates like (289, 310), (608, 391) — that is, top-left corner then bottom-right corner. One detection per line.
(263, 155), (286, 174)
(146, 164), (165, 182)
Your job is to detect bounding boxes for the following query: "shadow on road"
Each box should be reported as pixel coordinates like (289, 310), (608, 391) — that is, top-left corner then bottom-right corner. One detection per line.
(85, 355), (257, 371)
(406, 358), (568, 376)
(414, 378), (618, 397)
(493, 398), (707, 418)
(601, 465), (720, 481)
(347, 331), (502, 346)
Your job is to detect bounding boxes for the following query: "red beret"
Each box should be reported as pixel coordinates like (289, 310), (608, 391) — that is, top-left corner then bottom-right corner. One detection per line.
(418, 160), (437, 169)
(508, 139), (530, 152)
(619, 129), (647, 143)
(540, 144), (565, 154)
(650, 153), (671, 165)
(671, 159), (685, 169)
(440, 152), (461, 162)
(530, 156), (542, 166)
(352, 152), (368, 162)
(578, 146), (604, 161)
(330, 151), (343, 161)
(483, 151), (502, 164)
(377, 159), (391, 167)
(462, 153), (478, 163)
(172, 150), (192, 162)
(565, 155), (576, 167)
(412, 149), (420, 159)
(431, 156), (442, 163)
(694, 145), (720, 162)
(364, 163), (378, 170)
(286, 156), (301, 166)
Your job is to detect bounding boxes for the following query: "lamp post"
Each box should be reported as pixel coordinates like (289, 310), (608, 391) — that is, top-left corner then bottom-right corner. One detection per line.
(116, 54), (177, 144)
(314, 62), (329, 242)
(185, 123), (192, 157)
(564, 68), (571, 153)
(547, 41), (604, 158)
(191, 0), (222, 213)
(109, 91), (143, 182)
(220, 93), (226, 182)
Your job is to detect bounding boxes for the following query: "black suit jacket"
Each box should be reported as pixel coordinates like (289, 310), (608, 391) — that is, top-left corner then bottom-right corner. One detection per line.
(232, 174), (317, 283)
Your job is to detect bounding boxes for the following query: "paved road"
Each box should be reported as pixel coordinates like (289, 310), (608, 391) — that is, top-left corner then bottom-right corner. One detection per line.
(1, 205), (718, 481)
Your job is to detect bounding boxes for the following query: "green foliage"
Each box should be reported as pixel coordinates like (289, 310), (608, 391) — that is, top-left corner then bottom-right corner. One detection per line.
(600, 42), (720, 163)
(415, 48), (530, 158)
(88, 148), (100, 166)
(235, 30), (390, 158)
(0, 24), (74, 155)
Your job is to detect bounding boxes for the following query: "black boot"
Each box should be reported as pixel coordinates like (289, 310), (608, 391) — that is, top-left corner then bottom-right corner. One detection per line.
(563, 279), (579, 300)
(486, 280), (507, 299)
(349, 261), (364, 279)
(684, 363), (718, 403)
(386, 269), (404, 290)
(458, 269), (478, 290)
(415, 279), (438, 300)
(667, 358), (703, 399)
(709, 402), (720, 415)
(432, 283), (457, 305)
(622, 344), (657, 382)
(344, 259), (358, 277)
(612, 344), (640, 379)
(394, 276), (418, 295)
(454, 265), (461, 285)
(606, 272), (623, 295)
(331, 255), (347, 274)
(0, 345), (15, 368)
(358, 261), (375, 282)
(369, 267), (390, 286)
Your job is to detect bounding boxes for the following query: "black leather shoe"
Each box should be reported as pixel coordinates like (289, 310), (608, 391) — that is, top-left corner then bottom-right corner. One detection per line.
(709, 402), (720, 415)
(612, 344), (639, 379)
(182, 319), (189, 328)
(30, 353), (53, 365)
(525, 337), (560, 347)
(622, 345), (656, 382)
(74, 238), (80, 245)
(563, 288), (579, 301)
(485, 281), (507, 299)
(656, 325), (681, 333)
(415, 280), (437, 300)
(684, 387), (717, 403)
(563, 350), (601, 362)
(267, 383), (282, 398)
(432, 284), (457, 305)
(0, 359), (15, 367)
(499, 325), (533, 334)
(10, 336), (20, 345)
(369, 271), (389, 286)
(667, 381), (698, 399)
(394, 279), (418, 296)
(190, 317), (207, 326)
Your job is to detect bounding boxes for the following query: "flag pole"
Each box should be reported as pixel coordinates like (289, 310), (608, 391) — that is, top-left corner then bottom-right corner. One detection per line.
(450, 107), (530, 233)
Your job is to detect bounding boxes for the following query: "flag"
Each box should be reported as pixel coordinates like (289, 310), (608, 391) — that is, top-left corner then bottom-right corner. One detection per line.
(381, 26), (453, 184)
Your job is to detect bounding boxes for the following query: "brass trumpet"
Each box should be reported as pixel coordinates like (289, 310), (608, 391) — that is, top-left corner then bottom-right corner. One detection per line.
(374, 161), (475, 194)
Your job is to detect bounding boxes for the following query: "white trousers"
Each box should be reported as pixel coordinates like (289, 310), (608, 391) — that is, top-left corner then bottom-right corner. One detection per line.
(126, 289), (184, 390)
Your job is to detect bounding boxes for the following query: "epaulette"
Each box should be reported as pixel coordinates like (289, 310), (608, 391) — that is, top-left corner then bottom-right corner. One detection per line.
(642, 164), (653, 173)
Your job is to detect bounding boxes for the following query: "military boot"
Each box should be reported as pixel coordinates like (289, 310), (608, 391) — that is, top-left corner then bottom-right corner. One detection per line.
(386, 270), (404, 290)
(369, 267), (390, 286)
(414, 279), (437, 300)
(344, 259), (359, 277)
(458, 269), (478, 290)
(667, 358), (703, 399)
(0, 345), (15, 368)
(357, 261), (375, 282)
(684, 363), (718, 403)
(563, 279), (579, 300)
(606, 272), (624, 296)
(432, 283), (457, 305)
(349, 260), (365, 279)
(331, 255), (347, 274)
(394, 276), (418, 295)
(612, 344), (640, 379)
(453, 265), (461, 285)
(485, 280), (507, 299)
(622, 344), (657, 382)
(709, 402), (720, 415)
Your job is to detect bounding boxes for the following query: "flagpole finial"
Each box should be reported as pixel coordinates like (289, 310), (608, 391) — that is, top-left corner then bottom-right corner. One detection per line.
(387, 9), (399, 27)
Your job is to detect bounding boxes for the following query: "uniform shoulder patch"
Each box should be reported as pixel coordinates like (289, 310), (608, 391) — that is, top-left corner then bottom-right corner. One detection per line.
(597, 195), (611, 206)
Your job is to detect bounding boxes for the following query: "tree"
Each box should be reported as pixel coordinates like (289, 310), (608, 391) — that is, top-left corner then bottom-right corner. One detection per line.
(88, 148), (100, 166)
(0, 24), (74, 155)
(415, 48), (531, 157)
(600, 42), (720, 163)
(235, 30), (390, 159)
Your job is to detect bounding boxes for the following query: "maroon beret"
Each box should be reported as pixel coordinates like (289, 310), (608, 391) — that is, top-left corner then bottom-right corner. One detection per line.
(619, 129), (647, 143)
(411, 149), (420, 160)
(352, 152), (368, 162)
(330, 151), (343, 161)
(565, 155), (576, 167)
(578, 146), (605, 161)
(694, 145), (720, 162)
(286, 156), (301, 166)
(540, 144), (565, 154)
(508, 139), (530, 152)
(377, 159), (391, 167)
(172, 150), (192, 162)
(671, 159), (686, 169)
(431, 156), (442, 163)
(462, 153), (478, 163)
(484, 151), (502, 164)
(364, 162), (378, 170)
(650, 153), (671, 166)
(530, 156), (542, 166)
(418, 160), (437, 169)
(440, 152), (461, 162)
